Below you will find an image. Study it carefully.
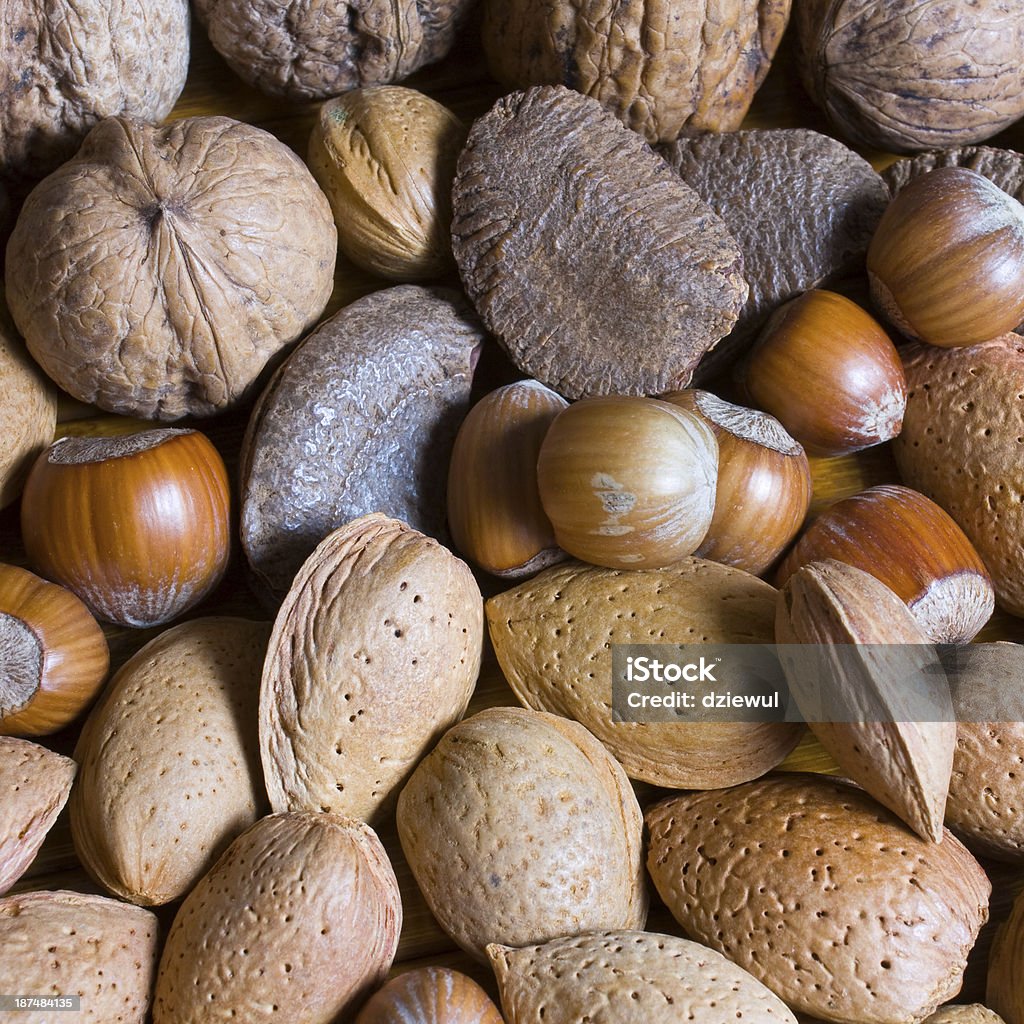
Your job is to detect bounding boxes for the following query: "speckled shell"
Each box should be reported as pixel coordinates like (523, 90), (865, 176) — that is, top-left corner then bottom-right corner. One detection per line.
(70, 617), (269, 906)
(260, 513), (482, 826)
(488, 930), (798, 1024)
(927, 1007), (1006, 1024)
(486, 558), (802, 789)
(0, 290), (56, 509)
(893, 337), (1024, 616)
(0, 737), (75, 895)
(355, 967), (503, 1024)
(153, 811), (401, 1024)
(396, 707), (648, 961)
(0, 890), (158, 1023)
(647, 775), (991, 1024)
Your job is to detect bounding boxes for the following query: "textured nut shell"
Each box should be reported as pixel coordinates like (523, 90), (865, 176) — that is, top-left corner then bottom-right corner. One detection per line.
(154, 811), (402, 1024)
(989, 888), (1024, 1024)
(396, 707), (647, 961)
(885, 146), (1024, 202)
(647, 775), (991, 1024)
(0, 889), (158, 1023)
(194, 0), (475, 101)
(943, 643), (1024, 862)
(662, 129), (888, 376)
(926, 1009), (1005, 1024)
(0, 293), (56, 509)
(796, 0), (1024, 153)
(776, 560), (955, 843)
(240, 285), (483, 602)
(70, 617), (269, 906)
(0, 737), (75, 895)
(488, 930), (798, 1024)
(893, 337), (1024, 616)
(482, 0), (791, 144)
(5, 115), (336, 420)
(309, 87), (465, 281)
(0, 0), (189, 182)
(452, 86), (746, 399)
(355, 967), (503, 1024)
(261, 513), (482, 824)
(487, 558), (802, 789)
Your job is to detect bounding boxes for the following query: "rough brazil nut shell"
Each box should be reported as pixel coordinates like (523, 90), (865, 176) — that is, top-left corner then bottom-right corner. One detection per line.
(893, 337), (1024, 617)
(193, 0), (476, 101)
(0, 0), (190, 183)
(240, 285), (483, 602)
(487, 930), (798, 1024)
(70, 617), (270, 906)
(5, 114), (336, 420)
(0, 736), (75, 895)
(885, 145), (1024, 202)
(396, 706), (648, 961)
(261, 513), (482, 825)
(0, 889), (158, 1024)
(662, 129), (888, 375)
(482, 0), (791, 144)
(647, 774), (991, 1024)
(154, 811), (401, 1024)
(487, 558), (802, 789)
(452, 86), (746, 399)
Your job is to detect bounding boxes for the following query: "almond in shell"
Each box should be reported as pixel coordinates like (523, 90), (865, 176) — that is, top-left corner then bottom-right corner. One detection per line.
(0, 736), (75, 894)
(647, 774), (990, 1024)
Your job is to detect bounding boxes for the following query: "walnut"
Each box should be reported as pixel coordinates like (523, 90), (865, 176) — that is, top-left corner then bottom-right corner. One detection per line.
(796, 0), (1024, 153)
(5, 116), (337, 421)
(193, 0), (477, 101)
(0, 0), (189, 183)
(481, 0), (791, 144)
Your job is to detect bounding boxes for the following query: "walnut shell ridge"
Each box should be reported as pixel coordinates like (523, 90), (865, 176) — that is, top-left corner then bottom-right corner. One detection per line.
(5, 114), (337, 420)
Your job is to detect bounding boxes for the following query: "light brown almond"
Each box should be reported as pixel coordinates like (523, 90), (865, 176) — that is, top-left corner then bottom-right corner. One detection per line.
(988, 886), (1024, 1024)
(260, 513), (482, 826)
(647, 774), (990, 1024)
(487, 558), (803, 789)
(0, 737), (75, 894)
(776, 559), (954, 842)
(70, 617), (269, 906)
(154, 811), (401, 1024)
(487, 930), (798, 1024)
(926, 1007), (1006, 1024)
(0, 889), (158, 1023)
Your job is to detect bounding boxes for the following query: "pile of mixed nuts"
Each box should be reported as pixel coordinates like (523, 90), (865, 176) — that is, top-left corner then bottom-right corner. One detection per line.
(4, 2), (1024, 1023)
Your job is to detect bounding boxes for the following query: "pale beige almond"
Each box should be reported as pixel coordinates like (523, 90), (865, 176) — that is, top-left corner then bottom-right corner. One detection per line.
(488, 930), (798, 1024)
(776, 559), (954, 842)
(647, 774), (990, 1024)
(261, 513), (482, 826)
(927, 1007), (1005, 1024)
(396, 707), (647, 961)
(154, 811), (401, 1024)
(0, 736), (75, 894)
(0, 889), (158, 1024)
(70, 617), (269, 906)
(486, 557), (803, 789)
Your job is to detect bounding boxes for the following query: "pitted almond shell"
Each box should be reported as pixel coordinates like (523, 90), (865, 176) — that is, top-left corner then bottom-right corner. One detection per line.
(647, 774), (990, 1024)
(989, 886), (1024, 1024)
(0, 890), (158, 1023)
(487, 930), (798, 1024)
(70, 617), (269, 906)
(486, 557), (802, 789)
(926, 1007), (1006, 1024)
(396, 707), (647, 961)
(0, 737), (75, 894)
(154, 811), (402, 1024)
(260, 513), (483, 826)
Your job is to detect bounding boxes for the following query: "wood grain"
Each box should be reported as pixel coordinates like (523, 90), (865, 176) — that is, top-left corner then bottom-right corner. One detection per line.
(4, 10), (1024, 1009)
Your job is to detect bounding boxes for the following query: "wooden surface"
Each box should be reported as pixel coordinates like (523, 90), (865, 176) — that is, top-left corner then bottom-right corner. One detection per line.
(6, 11), (1024, 1007)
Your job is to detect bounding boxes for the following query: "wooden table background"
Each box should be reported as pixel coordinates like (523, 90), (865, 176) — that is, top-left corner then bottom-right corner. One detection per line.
(6, 9), (1024, 1007)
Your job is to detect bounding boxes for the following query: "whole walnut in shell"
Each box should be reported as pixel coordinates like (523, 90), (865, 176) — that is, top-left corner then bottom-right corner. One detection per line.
(0, 0), (189, 182)
(482, 0), (792, 144)
(5, 115), (337, 420)
(796, 0), (1024, 152)
(194, 0), (477, 101)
